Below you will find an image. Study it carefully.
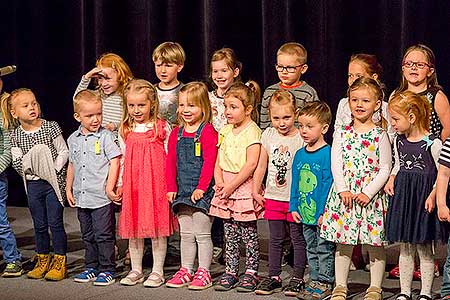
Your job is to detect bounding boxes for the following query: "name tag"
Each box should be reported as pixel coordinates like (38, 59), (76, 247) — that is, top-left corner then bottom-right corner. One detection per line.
(195, 142), (201, 157)
(95, 140), (101, 155)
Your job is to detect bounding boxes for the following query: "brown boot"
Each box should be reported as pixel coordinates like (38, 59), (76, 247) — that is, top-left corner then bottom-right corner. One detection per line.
(27, 254), (51, 279)
(44, 254), (67, 281)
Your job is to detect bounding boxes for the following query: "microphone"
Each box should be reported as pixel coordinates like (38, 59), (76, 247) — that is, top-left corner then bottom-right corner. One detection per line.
(0, 65), (17, 76)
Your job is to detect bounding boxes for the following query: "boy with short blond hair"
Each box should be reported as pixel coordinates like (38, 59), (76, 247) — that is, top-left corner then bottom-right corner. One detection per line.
(260, 42), (319, 129)
(152, 41), (185, 125)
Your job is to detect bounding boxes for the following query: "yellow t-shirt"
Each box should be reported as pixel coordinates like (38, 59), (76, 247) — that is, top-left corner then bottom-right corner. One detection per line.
(218, 121), (261, 173)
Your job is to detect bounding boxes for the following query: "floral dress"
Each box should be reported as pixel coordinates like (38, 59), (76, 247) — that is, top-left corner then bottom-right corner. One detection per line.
(320, 125), (391, 246)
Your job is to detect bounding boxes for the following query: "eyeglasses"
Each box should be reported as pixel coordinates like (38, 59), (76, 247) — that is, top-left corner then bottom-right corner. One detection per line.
(275, 64), (304, 73)
(403, 61), (430, 69)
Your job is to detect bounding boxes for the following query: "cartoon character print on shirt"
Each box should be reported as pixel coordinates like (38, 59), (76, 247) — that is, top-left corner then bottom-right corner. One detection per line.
(398, 137), (432, 171)
(271, 145), (291, 188)
(297, 164), (317, 224)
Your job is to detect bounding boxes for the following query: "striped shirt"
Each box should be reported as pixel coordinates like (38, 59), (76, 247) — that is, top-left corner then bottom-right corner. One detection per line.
(75, 77), (123, 128)
(260, 81), (319, 130)
(439, 138), (450, 168)
(0, 109), (11, 174)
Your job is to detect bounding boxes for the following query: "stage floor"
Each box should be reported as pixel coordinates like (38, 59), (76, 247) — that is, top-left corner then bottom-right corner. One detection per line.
(0, 207), (445, 300)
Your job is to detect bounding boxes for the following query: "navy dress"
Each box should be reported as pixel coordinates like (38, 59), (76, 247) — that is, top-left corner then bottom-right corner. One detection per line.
(386, 134), (445, 243)
(171, 123), (215, 214)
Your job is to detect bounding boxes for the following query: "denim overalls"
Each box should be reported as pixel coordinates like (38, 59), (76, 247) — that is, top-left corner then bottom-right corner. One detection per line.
(172, 123), (215, 214)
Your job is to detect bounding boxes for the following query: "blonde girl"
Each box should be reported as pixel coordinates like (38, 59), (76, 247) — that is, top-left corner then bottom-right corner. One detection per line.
(321, 78), (392, 300)
(117, 79), (175, 288)
(210, 81), (263, 293)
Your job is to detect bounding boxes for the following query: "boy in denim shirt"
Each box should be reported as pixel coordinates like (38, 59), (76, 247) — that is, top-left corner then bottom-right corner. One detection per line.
(66, 90), (121, 286)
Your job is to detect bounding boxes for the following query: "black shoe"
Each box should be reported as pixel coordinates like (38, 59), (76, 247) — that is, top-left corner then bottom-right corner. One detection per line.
(236, 272), (259, 293)
(284, 277), (305, 297)
(255, 277), (282, 295)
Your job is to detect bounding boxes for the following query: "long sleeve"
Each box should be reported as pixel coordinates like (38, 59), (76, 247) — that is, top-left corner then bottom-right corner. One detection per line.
(331, 130), (347, 194)
(0, 127), (12, 174)
(74, 76), (91, 99)
(317, 148), (333, 216)
(361, 132), (392, 199)
(259, 87), (273, 130)
(197, 125), (218, 191)
(289, 152), (301, 212)
(391, 135), (400, 176)
(334, 98), (350, 134)
(11, 145), (24, 177)
(52, 134), (69, 172)
(166, 128), (179, 193)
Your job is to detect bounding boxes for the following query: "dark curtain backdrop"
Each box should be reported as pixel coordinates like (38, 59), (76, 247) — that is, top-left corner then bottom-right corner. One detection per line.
(1, 0), (449, 206)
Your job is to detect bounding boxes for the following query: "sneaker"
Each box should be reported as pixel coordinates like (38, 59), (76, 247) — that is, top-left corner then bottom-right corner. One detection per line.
(214, 272), (239, 291)
(298, 281), (332, 300)
(74, 268), (98, 283)
(93, 272), (115, 286)
(236, 272), (259, 293)
(2, 261), (23, 278)
(166, 267), (193, 288)
(388, 264), (400, 279)
(255, 277), (282, 295)
(188, 268), (212, 290)
(284, 277), (305, 297)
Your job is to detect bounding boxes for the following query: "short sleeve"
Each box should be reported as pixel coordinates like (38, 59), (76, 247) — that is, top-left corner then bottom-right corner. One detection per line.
(261, 128), (273, 151)
(103, 131), (122, 160)
(439, 138), (450, 168)
(242, 123), (262, 148)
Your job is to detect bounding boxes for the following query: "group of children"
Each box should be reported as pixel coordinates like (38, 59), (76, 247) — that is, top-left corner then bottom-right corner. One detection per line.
(0, 40), (450, 300)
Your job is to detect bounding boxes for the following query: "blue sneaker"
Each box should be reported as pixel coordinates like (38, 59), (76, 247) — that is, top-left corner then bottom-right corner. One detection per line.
(74, 268), (98, 283)
(93, 272), (115, 286)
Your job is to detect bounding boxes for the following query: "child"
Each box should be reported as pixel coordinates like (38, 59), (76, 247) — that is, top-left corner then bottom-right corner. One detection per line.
(252, 90), (306, 296)
(209, 81), (263, 293)
(320, 78), (392, 300)
(437, 138), (450, 300)
(75, 52), (134, 132)
(208, 47), (243, 261)
(334, 54), (393, 139)
(152, 41), (185, 125)
(384, 91), (443, 300)
(2, 88), (68, 281)
(209, 47), (242, 132)
(292, 102), (335, 300)
(260, 42), (319, 130)
(66, 90), (122, 286)
(392, 44), (450, 140)
(165, 82), (218, 290)
(117, 79), (175, 287)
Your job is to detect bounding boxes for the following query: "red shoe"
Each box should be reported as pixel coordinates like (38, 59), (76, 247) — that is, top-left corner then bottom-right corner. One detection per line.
(388, 264), (400, 279)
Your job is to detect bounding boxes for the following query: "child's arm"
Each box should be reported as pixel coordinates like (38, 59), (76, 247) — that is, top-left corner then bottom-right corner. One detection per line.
(0, 126), (12, 174)
(435, 91), (450, 140)
(166, 128), (179, 202)
(357, 132), (392, 206)
(259, 88), (271, 129)
(217, 143), (261, 199)
(437, 138), (450, 221)
(289, 151), (301, 223)
(10, 131), (24, 176)
(106, 157), (121, 203)
(214, 151), (224, 190)
(331, 129), (353, 208)
(384, 135), (399, 196)
(116, 133), (126, 197)
(334, 99), (347, 133)
(252, 143), (268, 207)
(192, 126), (218, 202)
(317, 147), (333, 224)
(424, 139), (443, 212)
(65, 161), (75, 207)
(73, 67), (102, 99)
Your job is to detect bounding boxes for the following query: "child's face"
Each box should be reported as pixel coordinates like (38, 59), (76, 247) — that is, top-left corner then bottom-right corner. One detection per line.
(154, 59), (183, 87)
(75, 101), (103, 134)
(211, 59), (239, 93)
(348, 61), (372, 86)
(402, 50), (434, 88)
(276, 53), (306, 86)
(126, 92), (152, 124)
(298, 114), (328, 145)
(349, 87), (381, 124)
(224, 96), (249, 126)
(389, 107), (413, 134)
(269, 102), (296, 136)
(178, 91), (202, 126)
(11, 91), (40, 124)
(97, 67), (119, 95)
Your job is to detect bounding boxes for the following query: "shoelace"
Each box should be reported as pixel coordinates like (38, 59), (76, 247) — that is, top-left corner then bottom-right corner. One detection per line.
(51, 257), (63, 271)
(6, 263), (16, 269)
(38, 256), (49, 269)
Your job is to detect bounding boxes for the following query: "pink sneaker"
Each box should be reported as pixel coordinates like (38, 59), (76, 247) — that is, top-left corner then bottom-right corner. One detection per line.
(188, 267), (212, 290)
(166, 267), (193, 288)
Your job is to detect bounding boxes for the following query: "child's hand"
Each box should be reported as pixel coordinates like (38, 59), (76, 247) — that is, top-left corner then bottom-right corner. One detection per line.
(167, 192), (177, 203)
(105, 123), (116, 132)
(384, 176), (395, 196)
(215, 182), (225, 192)
(318, 215), (323, 226)
(106, 188), (121, 203)
(66, 190), (76, 208)
(218, 184), (234, 199)
(425, 194), (435, 213)
(116, 186), (123, 198)
(252, 192), (265, 207)
(339, 191), (354, 209)
(85, 67), (103, 79)
(438, 205), (450, 222)
(191, 189), (204, 203)
(291, 211), (302, 223)
(353, 193), (370, 207)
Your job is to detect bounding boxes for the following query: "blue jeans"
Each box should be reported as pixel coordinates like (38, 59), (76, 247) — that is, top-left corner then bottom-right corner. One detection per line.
(441, 236), (450, 297)
(303, 224), (336, 284)
(26, 180), (67, 255)
(0, 172), (21, 262)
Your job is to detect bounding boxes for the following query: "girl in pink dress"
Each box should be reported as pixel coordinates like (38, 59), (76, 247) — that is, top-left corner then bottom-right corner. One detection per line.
(117, 79), (175, 288)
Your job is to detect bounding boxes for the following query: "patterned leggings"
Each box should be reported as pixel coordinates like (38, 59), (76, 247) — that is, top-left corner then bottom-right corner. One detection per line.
(224, 219), (259, 275)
